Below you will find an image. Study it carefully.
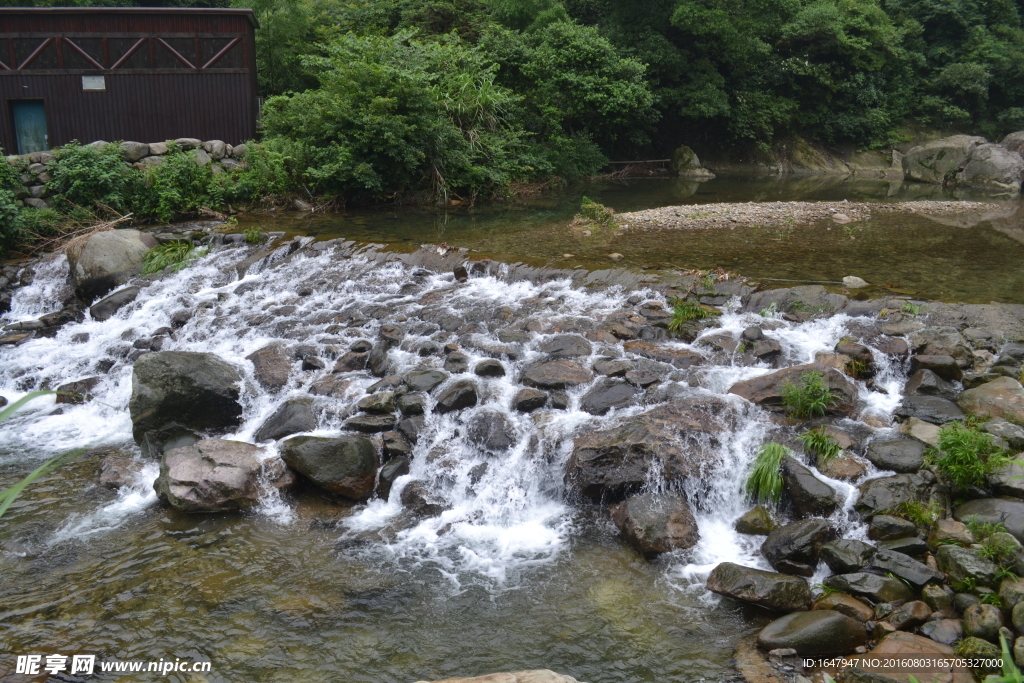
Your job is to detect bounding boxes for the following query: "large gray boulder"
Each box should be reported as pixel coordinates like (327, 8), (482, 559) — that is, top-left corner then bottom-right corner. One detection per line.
(901, 135), (985, 184)
(253, 397), (316, 442)
(855, 471), (934, 517)
(823, 572), (914, 605)
(706, 562), (811, 611)
(935, 544), (999, 588)
(154, 438), (292, 512)
(757, 610), (867, 655)
(761, 519), (833, 576)
(1003, 131), (1024, 157)
(865, 439), (925, 473)
(671, 144), (716, 178)
(611, 492), (700, 557)
(908, 326), (973, 368)
(565, 396), (735, 501)
(959, 376), (1024, 426)
(279, 435), (378, 500)
(957, 142), (1024, 193)
(955, 498), (1024, 542)
(869, 549), (944, 589)
(781, 457), (840, 516)
(66, 229), (158, 302)
(820, 539), (876, 574)
(129, 351), (243, 450)
(727, 363), (857, 417)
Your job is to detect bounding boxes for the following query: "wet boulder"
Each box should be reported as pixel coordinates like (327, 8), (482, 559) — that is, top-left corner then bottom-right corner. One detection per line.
(404, 369), (450, 394)
(467, 411), (516, 454)
(902, 135), (985, 184)
(580, 378), (639, 415)
(434, 379), (478, 413)
(823, 573), (914, 605)
(611, 492), (700, 557)
(155, 438), (283, 513)
(963, 603), (1004, 642)
(957, 142), (1024, 193)
(727, 363), (857, 416)
(89, 285), (140, 322)
(909, 355), (963, 382)
(343, 414), (396, 433)
(928, 519), (975, 547)
(757, 610), (867, 655)
(377, 456), (410, 500)
(401, 480), (446, 517)
(357, 391), (396, 414)
(869, 549), (944, 589)
(865, 439), (925, 473)
(706, 562), (812, 612)
(381, 431), (413, 460)
(817, 453), (867, 482)
(521, 360), (594, 389)
(955, 498), (1024, 542)
(761, 519), (833, 577)
(512, 388), (547, 413)
(959, 377), (1024, 425)
(622, 340), (703, 369)
(246, 343), (294, 392)
(367, 342), (391, 376)
(397, 392), (427, 416)
(908, 327), (973, 368)
(855, 471), (934, 517)
(868, 515), (918, 540)
(935, 545), (999, 588)
(65, 229), (158, 302)
(99, 452), (144, 489)
(129, 351), (243, 448)
(919, 619), (964, 646)
(254, 397), (316, 442)
(538, 334), (592, 359)
(904, 368), (958, 400)
(813, 593), (874, 622)
(565, 396), (735, 501)
(895, 395), (964, 424)
(473, 359), (506, 378)
(280, 435), (379, 500)
(735, 505), (777, 535)
(886, 600), (932, 631)
(56, 376), (101, 405)
(742, 285), (847, 319)
(781, 457), (840, 517)
(821, 539), (876, 574)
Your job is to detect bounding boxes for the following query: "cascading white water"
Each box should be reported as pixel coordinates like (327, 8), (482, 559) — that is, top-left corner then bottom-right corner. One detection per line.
(0, 239), (906, 596)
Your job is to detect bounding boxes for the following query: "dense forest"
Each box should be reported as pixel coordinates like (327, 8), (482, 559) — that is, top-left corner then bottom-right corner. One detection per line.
(5, 0), (1024, 203)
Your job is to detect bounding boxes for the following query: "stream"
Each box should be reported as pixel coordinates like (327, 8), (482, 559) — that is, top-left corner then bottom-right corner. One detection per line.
(0, 176), (1022, 682)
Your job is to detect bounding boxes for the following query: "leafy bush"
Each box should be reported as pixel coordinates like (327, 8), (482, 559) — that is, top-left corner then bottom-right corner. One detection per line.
(781, 371), (837, 419)
(798, 427), (842, 464)
(47, 142), (143, 215)
(138, 149), (219, 221)
(141, 241), (207, 275)
(935, 421), (1008, 489)
(746, 442), (790, 504)
(243, 227), (265, 245)
(575, 196), (614, 226)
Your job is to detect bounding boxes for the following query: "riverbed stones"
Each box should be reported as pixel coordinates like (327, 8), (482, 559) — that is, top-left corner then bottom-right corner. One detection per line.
(868, 515), (918, 540)
(89, 285), (140, 321)
(401, 480), (446, 517)
(129, 351), (243, 447)
(512, 388), (547, 413)
(155, 438), (274, 512)
(343, 414), (396, 433)
(761, 519), (832, 577)
(823, 573), (914, 605)
(622, 340), (703, 368)
(66, 229), (158, 302)
(580, 378), (639, 415)
(404, 369), (449, 393)
(894, 394), (964, 424)
(814, 593), (874, 622)
(781, 457), (840, 516)
(611, 492), (700, 557)
(473, 359), (505, 378)
(357, 391), (396, 414)
(565, 396), (734, 501)
(727, 363), (856, 416)
(855, 471), (934, 517)
(706, 562), (812, 611)
(959, 376), (1024, 425)
(538, 334), (592, 358)
(413, 671), (583, 683)
(885, 600), (932, 632)
(757, 610), (867, 655)
(99, 452), (144, 489)
(821, 539), (876, 573)
(865, 439), (925, 473)
(904, 368), (958, 400)
(936, 544), (999, 588)
(522, 359), (593, 389)
(908, 326), (973, 368)
(467, 411), (515, 453)
(902, 135), (985, 184)
(434, 379), (478, 413)
(909, 355), (963, 382)
(955, 498), (1024, 542)
(246, 343), (293, 391)
(964, 603), (1004, 642)
(817, 453), (868, 482)
(280, 435), (378, 500)
(869, 549), (944, 589)
(254, 397), (316, 442)
(742, 285), (846, 320)
(735, 505), (777, 535)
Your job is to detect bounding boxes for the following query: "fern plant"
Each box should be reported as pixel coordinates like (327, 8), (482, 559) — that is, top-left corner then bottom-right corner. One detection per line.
(141, 241), (208, 275)
(935, 421), (1008, 489)
(746, 442), (790, 505)
(798, 427), (842, 464)
(781, 371), (836, 419)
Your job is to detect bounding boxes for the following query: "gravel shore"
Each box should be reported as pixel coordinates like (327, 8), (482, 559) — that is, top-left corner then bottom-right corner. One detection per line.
(616, 200), (1004, 230)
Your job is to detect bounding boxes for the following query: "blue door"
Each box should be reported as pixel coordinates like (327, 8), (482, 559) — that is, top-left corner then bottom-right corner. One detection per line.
(12, 100), (49, 155)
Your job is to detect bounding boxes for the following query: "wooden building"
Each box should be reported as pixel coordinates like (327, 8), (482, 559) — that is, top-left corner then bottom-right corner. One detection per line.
(0, 7), (258, 155)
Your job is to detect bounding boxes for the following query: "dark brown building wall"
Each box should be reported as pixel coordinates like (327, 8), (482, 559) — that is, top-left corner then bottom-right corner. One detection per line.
(0, 8), (257, 154)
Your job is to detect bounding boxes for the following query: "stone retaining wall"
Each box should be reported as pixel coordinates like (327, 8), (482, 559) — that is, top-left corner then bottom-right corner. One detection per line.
(4, 138), (249, 211)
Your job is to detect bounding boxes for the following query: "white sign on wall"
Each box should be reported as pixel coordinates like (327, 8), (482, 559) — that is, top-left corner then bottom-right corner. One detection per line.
(82, 75), (106, 91)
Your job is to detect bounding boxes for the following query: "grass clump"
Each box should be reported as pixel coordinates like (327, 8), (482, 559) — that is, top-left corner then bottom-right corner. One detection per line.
(798, 426), (842, 464)
(901, 302), (921, 315)
(935, 421), (1009, 490)
(141, 241), (208, 275)
(575, 197), (615, 227)
(666, 296), (719, 335)
(759, 302), (778, 318)
(746, 442), (790, 505)
(891, 500), (941, 528)
(243, 227), (266, 245)
(965, 517), (1009, 542)
(781, 371), (837, 419)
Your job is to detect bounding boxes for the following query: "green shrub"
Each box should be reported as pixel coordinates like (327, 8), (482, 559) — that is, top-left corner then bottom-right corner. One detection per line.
(229, 142), (290, 200)
(901, 302), (921, 315)
(47, 142), (143, 215)
(935, 421), (1008, 489)
(0, 188), (22, 255)
(138, 149), (219, 221)
(892, 501), (941, 528)
(576, 196), (614, 225)
(798, 426), (842, 464)
(746, 442), (790, 504)
(141, 241), (207, 275)
(781, 371), (837, 419)
(977, 533), (1020, 568)
(965, 517), (1009, 542)
(666, 296), (719, 335)
(243, 227), (265, 245)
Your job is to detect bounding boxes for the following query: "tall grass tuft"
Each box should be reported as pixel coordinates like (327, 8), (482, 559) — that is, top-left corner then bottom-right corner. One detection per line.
(935, 421), (1008, 489)
(781, 371), (836, 419)
(798, 426), (842, 464)
(746, 442), (790, 505)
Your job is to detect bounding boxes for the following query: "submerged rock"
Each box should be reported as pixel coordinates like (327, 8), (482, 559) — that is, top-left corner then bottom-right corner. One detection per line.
(610, 492), (700, 557)
(521, 359), (593, 389)
(757, 610), (867, 655)
(254, 397), (316, 442)
(129, 351), (243, 448)
(706, 562), (811, 612)
(735, 505), (777, 535)
(280, 435), (378, 500)
(565, 396), (735, 502)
